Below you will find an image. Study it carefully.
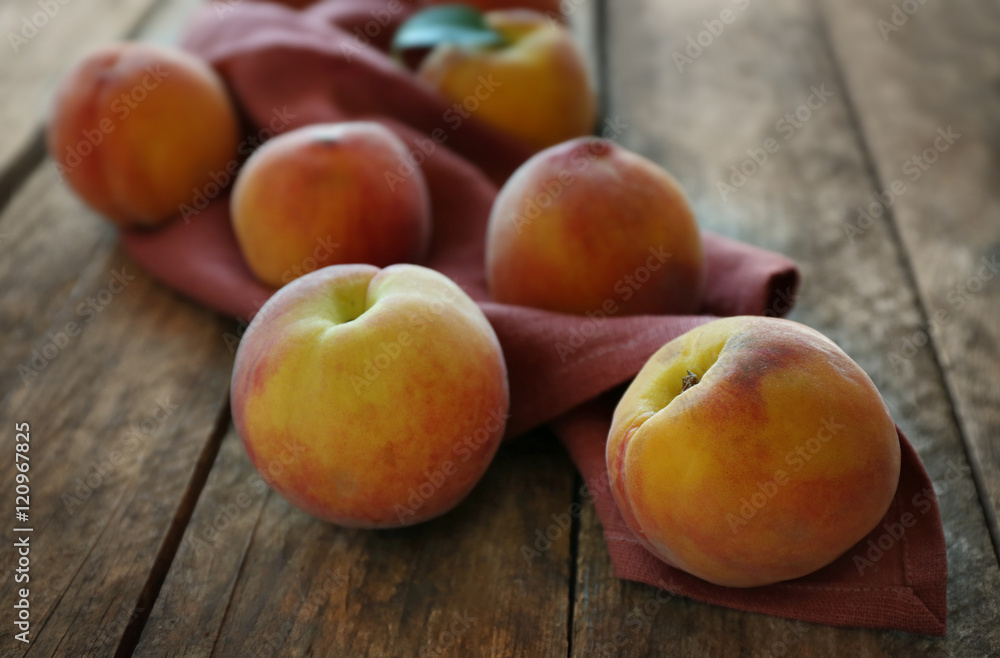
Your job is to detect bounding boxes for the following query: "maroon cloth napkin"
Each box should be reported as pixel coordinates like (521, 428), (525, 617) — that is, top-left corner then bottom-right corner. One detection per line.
(554, 396), (946, 635)
(119, 0), (946, 635)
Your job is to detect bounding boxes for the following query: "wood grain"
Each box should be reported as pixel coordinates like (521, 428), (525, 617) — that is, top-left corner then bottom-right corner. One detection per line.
(821, 0), (1000, 560)
(0, 166), (119, 394)
(0, 4), (233, 654)
(136, 429), (576, 657)
(571, 0), (1000, 655)
(0, 184), (233, 656)
(2, 0), (998, 655)
(131, 426), (270, 657)
(0, 0), (209, 389)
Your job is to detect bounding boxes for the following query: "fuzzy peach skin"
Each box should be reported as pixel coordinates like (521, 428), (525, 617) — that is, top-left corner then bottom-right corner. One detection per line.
(231, 263), (509, 527)
(231, 122), (432, 288)
(607, 316), (901, 587)
(47, 42), (240, 227)
(486, 138), (704, 315)
(417, 9), (595, 149)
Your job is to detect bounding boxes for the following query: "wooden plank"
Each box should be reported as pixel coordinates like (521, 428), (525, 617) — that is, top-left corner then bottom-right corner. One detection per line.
(0, 165), (119, 394)
(821, 0), (1000, 559)
(131, 426), (270, 657)
(0, 160), (234, 656)
(135, 428), (576, 657)
(0, 4), (232, 652)
(0, 0), (206, 391)
(570, 0), (1000, 654)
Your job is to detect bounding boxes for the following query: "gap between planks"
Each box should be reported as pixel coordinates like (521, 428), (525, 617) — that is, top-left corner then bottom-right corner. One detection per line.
(114, 401), (233, 658)
(815, 0), (1000, 566)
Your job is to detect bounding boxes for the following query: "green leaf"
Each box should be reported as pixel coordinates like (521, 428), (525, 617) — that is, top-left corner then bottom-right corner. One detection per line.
(391, 4), (506, 56)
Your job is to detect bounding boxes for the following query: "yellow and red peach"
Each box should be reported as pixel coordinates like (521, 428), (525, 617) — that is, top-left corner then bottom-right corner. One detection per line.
(607, 316), (901, 587)
(416, 9), (594, 149)
(47, 42), (240, 227)
(231, 122), (432, 288)
(486, 138), (704, 315)
(231, 263), (510, 527)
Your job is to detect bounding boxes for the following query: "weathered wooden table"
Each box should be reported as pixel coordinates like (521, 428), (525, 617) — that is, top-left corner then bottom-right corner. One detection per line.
(2, 0), (999, 655)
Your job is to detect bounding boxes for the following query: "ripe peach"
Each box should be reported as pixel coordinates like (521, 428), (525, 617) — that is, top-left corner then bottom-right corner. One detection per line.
(231, 263), (510, 527)
(231, 122), (432, 288)
(47, 42), (240, 227)
(607, 316), (901, 587)
(416, 9), (595, 149)
(486, 138), (704, 315)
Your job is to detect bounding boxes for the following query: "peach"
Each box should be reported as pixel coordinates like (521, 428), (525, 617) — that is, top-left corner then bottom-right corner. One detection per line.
(47, 42), (240, 227)
(231, 263), (510, 527)
(607, 316), (901, 587)
(231, 122), (432, 288)
(486, 138), (704, 315)
(415, 9), (595, 149)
